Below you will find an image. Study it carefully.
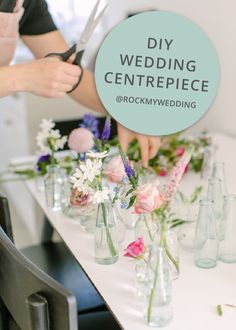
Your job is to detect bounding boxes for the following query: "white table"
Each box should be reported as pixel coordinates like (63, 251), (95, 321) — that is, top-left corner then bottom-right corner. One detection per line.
(24, 133), (236, 330)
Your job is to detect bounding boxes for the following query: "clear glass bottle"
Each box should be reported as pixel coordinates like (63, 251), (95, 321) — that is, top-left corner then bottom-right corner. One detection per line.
(156, 223), (180, 280)
(134, 214), (157, 246)
(207, 178), (223, 238)
(95, 201), (119, 265)
(117, 204), (139, 230)
(201, 146), (215, 180)
(83, 206), (97, 234)
(135, 258), (148, 298)
(219, 195), (236, 263)
(44, 165), (63, 211)
(211, 161), (227, 196)
(194, 199), (219, 268)
(145, 245), (173, 327)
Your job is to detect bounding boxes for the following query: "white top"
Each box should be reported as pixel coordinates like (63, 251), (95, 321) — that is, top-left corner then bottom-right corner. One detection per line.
(25, 133), (236, 330)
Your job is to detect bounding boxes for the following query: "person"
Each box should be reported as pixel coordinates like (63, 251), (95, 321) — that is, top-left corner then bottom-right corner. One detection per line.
(0, 0), (161, 166)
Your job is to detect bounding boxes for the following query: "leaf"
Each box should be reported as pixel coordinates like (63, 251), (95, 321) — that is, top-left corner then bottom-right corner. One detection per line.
(125, 188), (133, 197)
(177, 190), (188, 203)
(127, 196), (136, 209)
(14, 169), (38, 179)
(190, 186), (203, 203)
(217, 305), (223, 316)
(170, 220), (189, 229)
(130, 175), (138, 189)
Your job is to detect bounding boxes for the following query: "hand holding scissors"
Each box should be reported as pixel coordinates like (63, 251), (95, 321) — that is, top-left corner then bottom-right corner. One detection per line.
(45, 0), (107, 93)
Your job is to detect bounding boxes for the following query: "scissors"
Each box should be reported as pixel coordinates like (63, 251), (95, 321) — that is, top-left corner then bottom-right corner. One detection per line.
(45, 0), (108, 93)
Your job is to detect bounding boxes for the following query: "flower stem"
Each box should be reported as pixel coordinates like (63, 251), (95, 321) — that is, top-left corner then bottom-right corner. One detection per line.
(163, 235), (179, 274)
(101, 202), (117, 257)
(97, 173), (117, 258)
(147, 254), (159, 324)
(144, 215), (154, 242)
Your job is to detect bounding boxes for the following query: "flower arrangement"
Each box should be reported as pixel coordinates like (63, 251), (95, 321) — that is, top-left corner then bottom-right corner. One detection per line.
(122, 148), (192, 325)
(69, 116), (118, 263)
(36, 118), (67, 164)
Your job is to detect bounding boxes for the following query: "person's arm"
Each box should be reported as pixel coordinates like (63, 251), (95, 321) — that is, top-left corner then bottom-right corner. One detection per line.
(22, 31), (105, 112)
(21, 31), (161, 166)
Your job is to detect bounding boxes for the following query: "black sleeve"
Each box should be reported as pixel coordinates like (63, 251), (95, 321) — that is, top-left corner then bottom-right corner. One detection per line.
(19, 0), (57, 36)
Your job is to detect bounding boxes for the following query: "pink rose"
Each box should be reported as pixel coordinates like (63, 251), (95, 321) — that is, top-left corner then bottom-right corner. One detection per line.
(104, 155), (125, 183)
(176, 146), (185, 157)
(124, 237), (145, 258)
(134, 180), (163, 214)
(68, 128), (94, 153)
(70, 188), (93, 212)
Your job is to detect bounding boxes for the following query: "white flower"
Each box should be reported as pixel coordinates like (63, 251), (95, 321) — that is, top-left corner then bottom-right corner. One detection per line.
(80, 159), (102, 182)
(36, 119), (67, 153)
(54, 135), (67, 151)
(36, 131), (51, 154)
(87, 150), (108, 159)
(40, 118), (55, 133)
(50, 129), (61, 140)
(92, 187), (110, 204)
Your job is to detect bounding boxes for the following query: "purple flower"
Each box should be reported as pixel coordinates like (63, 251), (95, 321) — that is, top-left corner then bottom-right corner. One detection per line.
(101, 116), (111, 144)
(36, 154), (51, 173)
(79, 114), (99, 139)
(119, 146), (136, 180)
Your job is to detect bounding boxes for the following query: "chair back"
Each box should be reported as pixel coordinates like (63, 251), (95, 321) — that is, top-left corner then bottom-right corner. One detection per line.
(0, 193), (14, 242)
(0, 196), (78, 330)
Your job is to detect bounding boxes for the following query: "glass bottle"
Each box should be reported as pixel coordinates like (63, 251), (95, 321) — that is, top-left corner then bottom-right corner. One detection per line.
(134, 214), (157, 246)
(44, 165), (63, 211)
(83, 206), (97, 234)
(156, 222), (180, 280)
(219, 195), (236, 263)
(116, 204), (139, 230)
(201, 146), (215, 180)
(207, 178), (223, 238)
(95, 200), (119, 265)
(134, 258), (148, 298)
(145, 244), (173, 327)
(211, 161), (227, 196)
(194, 199), (219, 268)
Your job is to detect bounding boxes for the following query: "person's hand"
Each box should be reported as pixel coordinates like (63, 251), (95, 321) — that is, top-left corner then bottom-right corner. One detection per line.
(117, 124), (161, 167)
(16, 57), (81, 98)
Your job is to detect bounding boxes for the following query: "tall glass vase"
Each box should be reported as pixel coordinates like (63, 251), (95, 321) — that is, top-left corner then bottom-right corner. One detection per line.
(95, 200), (119, 265)
(194, 199), (218, 268)
(145, 245), (173, 327)
(44, 165), (63, 211)
(207, 178), (223, 238)
(134, 214), (157, 245)
(156, 222), (180, 280)
(211, 161), (227, 196)
(219, 195), (236, 263)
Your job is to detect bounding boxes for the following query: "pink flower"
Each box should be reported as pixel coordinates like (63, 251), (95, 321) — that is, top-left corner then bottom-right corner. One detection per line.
(124, 237), (145, 258)
(104, 155), (125, 183)
(159, 169), (168, 177)
(184, 164), (189, 174)
(164, 150), (192, 202)
(134, 180), (163, 214)
(68, 128), (94, 153)
(176, 146), (185, 157)
(70, 188), (93, 212)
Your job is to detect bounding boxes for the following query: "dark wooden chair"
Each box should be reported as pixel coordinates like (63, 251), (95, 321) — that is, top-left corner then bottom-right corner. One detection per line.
(0, 194), (105, 314)
(0, 194), (121, 329)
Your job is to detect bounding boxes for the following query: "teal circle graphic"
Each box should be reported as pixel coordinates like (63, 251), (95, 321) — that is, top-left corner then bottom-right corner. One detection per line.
(95, 11), (220, 136)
